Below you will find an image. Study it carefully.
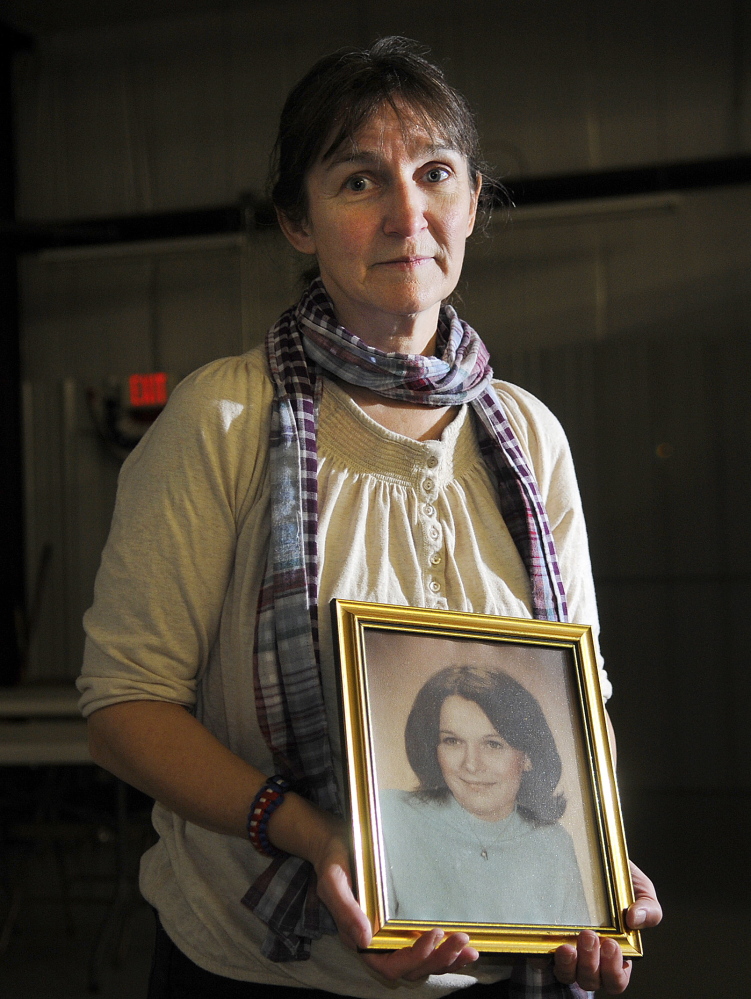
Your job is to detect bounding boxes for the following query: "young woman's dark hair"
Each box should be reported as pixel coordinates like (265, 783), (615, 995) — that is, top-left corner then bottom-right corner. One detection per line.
(404, 665), (566, 825)
(269, 35), (500, 230)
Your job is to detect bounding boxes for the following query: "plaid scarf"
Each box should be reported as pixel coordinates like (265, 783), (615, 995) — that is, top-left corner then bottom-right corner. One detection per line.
(242, 280), (577, 995)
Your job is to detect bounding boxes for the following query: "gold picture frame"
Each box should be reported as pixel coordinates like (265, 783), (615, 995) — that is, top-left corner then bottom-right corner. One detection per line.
(331, 599), (641, 957)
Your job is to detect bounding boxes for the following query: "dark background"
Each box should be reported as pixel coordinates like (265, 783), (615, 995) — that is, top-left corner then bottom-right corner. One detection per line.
(0, 1), (749, 995)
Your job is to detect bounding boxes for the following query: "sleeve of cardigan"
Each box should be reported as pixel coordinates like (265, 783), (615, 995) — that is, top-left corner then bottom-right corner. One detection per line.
(492, 380), (612, 701)
(77, 349), (273, 717)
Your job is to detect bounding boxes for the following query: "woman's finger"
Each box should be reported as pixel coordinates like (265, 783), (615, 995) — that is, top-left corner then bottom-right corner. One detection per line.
(598, 937), (632, 995)
(552, 943), (578, 985)
(362, 928), (445, 982)
(555, 933), (633, 995)
(402, 933), (479, 982)
(363, 930), (478, 982)
(627, 861), (663, 928)
(571, 930), (601, 992)
(313, 856), (371, 951)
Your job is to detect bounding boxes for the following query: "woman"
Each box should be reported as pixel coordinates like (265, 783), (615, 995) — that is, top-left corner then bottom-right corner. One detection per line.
(78, 36), (660, 999)
(381, 666), (590, 926)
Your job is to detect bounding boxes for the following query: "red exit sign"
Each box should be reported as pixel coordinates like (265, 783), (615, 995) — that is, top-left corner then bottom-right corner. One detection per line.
(129, 372), (168, 408)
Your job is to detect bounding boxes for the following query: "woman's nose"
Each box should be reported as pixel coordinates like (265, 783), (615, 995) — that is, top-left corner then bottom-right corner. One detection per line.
(382, 181), (428, 238)
(462, 744), (481, 772)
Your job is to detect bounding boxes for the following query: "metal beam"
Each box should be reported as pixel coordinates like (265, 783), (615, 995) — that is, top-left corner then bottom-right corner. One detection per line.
(4, 154), (751, 253)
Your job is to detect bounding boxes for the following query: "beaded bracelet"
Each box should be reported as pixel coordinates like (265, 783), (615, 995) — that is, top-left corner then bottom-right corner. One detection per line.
(247, 775), (291, 857)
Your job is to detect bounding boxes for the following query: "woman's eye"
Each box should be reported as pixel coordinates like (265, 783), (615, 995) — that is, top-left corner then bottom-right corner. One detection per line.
(425, 166), (450, 183)
(486, 739), (506, 751)
(440, 736), (459, 746)
(344, 175), (370, 192)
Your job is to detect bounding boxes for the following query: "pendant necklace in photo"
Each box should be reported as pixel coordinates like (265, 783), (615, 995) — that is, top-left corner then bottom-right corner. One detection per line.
(442, 798), (517, 859)
(467, 818), (512, 860)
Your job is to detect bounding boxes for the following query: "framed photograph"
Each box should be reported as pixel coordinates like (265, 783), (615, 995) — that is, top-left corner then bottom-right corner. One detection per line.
(331, 599), (642, 957)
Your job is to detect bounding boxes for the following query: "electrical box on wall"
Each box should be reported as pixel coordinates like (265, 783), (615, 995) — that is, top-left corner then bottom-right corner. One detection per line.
(87, 372), (176, 461)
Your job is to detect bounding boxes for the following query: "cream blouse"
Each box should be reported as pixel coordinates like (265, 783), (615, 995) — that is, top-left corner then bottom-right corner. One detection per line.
(78, 346), (608, 996)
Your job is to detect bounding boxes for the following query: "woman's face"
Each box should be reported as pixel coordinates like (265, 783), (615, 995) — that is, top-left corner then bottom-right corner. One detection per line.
(436, 695), (530, 823)
(279, 102), (480, 352)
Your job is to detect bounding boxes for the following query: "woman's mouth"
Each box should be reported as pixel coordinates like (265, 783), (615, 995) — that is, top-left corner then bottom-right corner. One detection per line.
(377, 256), (432, 268)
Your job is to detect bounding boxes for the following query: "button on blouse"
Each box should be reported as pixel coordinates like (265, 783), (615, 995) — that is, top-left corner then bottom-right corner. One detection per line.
(315, 377), (534, 623)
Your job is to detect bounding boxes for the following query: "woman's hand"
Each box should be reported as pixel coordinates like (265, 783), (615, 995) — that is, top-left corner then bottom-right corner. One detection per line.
(362, 929), (479, 982)
(307, 813), (478, 980)
(553, 862), (662, 994)
(303, 812), (372, 953)
(295, 807), (666, 990)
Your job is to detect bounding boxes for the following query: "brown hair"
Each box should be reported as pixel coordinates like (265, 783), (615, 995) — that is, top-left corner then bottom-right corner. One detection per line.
(404, 665), (566, 825)
(269, 36), (500, 230)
